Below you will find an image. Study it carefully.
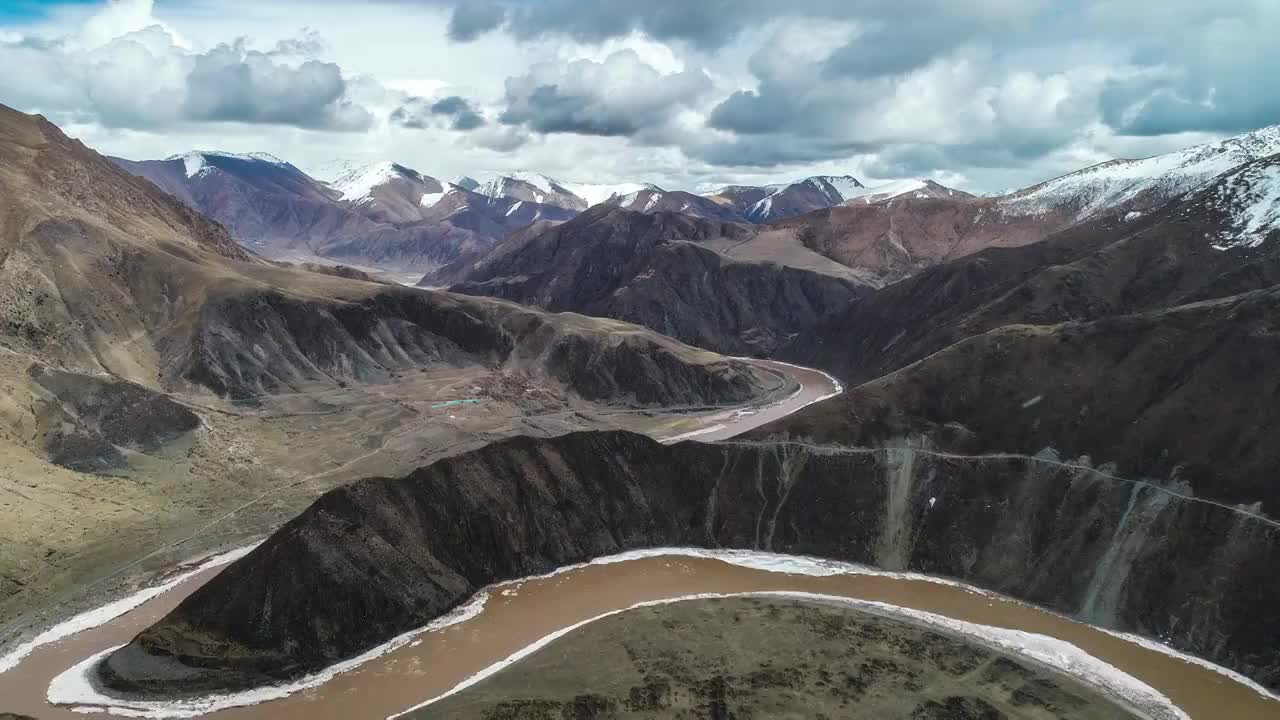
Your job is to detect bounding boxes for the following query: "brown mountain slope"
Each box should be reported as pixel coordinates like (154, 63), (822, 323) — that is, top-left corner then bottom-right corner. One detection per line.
(0, 105), (783, 638)
(443, 207), (869, 356)
(780, 160), (1280, 385)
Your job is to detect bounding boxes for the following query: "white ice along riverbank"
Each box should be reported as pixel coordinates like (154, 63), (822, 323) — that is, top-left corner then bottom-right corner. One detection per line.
(45, 547), (1280, 718)
(386, 589), (1191, 720)
(47, 592), (491, 719)
(0, 543), (262, 676)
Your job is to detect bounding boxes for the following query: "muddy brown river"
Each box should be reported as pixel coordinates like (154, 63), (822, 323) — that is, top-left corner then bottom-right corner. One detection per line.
(1, 552), (1278, 719)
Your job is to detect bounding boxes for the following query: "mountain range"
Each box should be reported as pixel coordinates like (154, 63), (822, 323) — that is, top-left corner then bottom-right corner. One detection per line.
(4, 99), (1280, 714)
(0, 103), (783, 636)
(108, 125), (1280, 295)
(93, 120), (1280, 700)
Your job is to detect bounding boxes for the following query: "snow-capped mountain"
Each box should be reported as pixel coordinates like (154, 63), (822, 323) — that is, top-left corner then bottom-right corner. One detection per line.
(560, 180), (661, 207)
(1000, 125), (1280, 219)
(841, 179), (973, 205)
(480, 172), (588, 211)
(603, 187), (744, 221)
(170, 150), (291, 179)
(330, 161), (438, 203)
(702, 175), (868, 222)
(323, 160), (473, 224)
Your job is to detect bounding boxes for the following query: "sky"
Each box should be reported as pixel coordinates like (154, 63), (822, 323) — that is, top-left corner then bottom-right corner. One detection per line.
(1, 0), (1277, 193)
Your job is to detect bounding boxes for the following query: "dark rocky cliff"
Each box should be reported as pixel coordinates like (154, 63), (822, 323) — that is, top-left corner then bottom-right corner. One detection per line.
(100, 431), (1279, 696)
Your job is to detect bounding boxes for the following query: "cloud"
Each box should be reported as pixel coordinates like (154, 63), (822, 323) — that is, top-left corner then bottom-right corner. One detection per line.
(0, 4), (371, 132)
(390, 95), (486, 131)
(498, 49), (711, 138)
(183, 39), (371, 130)
(446, 0), (1049, 50)
(446, 0), (506, 42)
(694, 14), (1118, 171)
(1095, 4), (1280, 136)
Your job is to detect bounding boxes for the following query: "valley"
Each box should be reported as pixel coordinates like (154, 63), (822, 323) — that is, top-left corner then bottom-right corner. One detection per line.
(1, 9), (1279, 715)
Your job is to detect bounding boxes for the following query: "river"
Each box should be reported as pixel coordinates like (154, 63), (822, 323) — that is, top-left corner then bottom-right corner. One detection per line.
(2, 551), (1278, 719)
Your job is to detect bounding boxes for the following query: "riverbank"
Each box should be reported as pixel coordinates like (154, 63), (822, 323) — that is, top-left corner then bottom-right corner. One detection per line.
(413, 595), (1148, 719)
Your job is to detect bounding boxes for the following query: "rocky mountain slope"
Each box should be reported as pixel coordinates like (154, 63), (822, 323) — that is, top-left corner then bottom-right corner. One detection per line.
(99, 430), (1278, 696)
(4, 102), (781, 439)
(0, 105), (784, 635)
(442, 207), (869, 356)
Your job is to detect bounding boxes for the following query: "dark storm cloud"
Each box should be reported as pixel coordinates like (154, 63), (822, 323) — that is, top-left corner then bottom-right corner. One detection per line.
(391, 95), (486, 130)
(500, 84), (643, 136)
(183, 40), (372, 130)
(431, 95), (486, 130)
(444, 0), (1048, 51)
(820, 21), (962, 79)
(861, 137), (1068, 179)
(1096, 4), (1280, 137)
(446, 0), (506, 42)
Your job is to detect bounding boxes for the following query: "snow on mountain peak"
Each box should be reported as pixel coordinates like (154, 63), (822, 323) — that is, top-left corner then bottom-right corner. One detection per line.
(1000, 125), (1280, 220)
(842, 179), (930, 203)
(165, 150), (288, 178)
(560, 181), (659, 207)
(809, 175), (866, 201)
(506, 171), (561, 195)
(330, 161), (427, 203)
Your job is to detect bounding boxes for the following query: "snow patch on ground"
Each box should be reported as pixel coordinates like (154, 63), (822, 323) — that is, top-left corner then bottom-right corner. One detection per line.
(387, 590), (1190, 720)
(47, 592), (491, 719)
(176, 153), (205, 179)
(1210, 162), (1280, 250)
(746, 194), (774, 220)
(419, 189), (449, 208)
